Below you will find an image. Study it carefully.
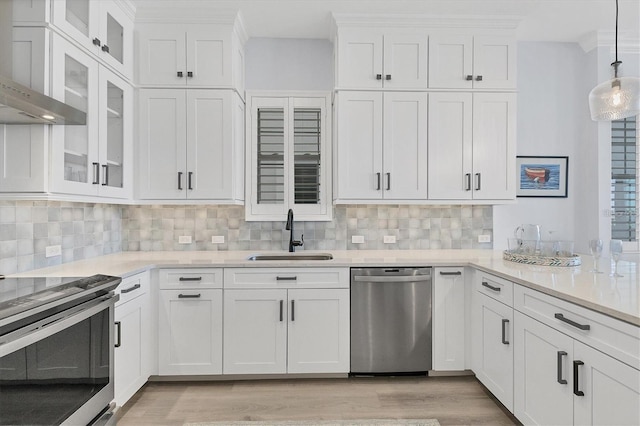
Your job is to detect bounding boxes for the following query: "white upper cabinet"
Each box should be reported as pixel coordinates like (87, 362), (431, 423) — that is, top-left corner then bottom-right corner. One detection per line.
(49, 34), (132, 199)
(13, 0), (135, 79)
(429, 35), (516, 89)
(428, 92), (516, 201)
(137, 24), (245, 92)
(138, 89), (244, 202)
(334, 91), (428, 202)
(0, 27), (50, 193)
(336, 30), (427, 89)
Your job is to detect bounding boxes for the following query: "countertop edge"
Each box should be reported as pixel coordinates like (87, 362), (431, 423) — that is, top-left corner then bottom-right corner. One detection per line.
(7, 250), (639, 327)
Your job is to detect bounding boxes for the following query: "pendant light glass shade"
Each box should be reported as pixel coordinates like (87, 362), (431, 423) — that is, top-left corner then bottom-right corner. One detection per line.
(589, 74), (640, 121)
(588, 0), (640, 121)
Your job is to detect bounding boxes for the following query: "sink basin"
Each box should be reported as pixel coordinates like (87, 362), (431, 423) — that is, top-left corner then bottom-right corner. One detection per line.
(247, 253), (334, 261)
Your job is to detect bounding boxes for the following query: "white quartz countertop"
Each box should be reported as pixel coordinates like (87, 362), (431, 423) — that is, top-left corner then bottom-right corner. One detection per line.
(7, 249), (640, 326)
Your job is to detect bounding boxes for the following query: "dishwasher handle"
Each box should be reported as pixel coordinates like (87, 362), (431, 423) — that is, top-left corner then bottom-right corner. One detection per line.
(353, 275), (432, 283)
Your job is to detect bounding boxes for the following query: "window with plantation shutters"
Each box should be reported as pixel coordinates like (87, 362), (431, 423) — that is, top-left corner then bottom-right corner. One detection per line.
(611, 116), (638, 246)
(246, 94), (332, 221)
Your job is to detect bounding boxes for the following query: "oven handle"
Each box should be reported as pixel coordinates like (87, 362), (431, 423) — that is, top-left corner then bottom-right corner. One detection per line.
(0, 294), (118, 357)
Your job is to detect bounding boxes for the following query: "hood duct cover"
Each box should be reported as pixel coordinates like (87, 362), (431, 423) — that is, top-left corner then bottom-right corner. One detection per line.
(0, 74), (86, 125)
(0, 0), (86, 125)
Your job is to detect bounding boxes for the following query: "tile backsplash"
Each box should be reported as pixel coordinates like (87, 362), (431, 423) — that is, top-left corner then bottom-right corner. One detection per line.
(0, 201), (122, 274)
(1, 202), (493, 274)
(122, 205), (492, 252)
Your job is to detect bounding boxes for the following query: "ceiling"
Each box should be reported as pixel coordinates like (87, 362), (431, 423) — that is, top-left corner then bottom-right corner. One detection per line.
(135, 0), (640, 43)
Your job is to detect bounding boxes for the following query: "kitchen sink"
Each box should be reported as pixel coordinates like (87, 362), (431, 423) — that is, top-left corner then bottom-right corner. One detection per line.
(246, 253), (334, 261)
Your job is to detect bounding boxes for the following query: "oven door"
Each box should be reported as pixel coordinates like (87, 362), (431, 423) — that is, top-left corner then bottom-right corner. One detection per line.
(0, 295), (116, 426)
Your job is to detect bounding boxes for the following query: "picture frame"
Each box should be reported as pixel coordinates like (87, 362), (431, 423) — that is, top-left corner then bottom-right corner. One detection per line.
(516, 156), (569, 198)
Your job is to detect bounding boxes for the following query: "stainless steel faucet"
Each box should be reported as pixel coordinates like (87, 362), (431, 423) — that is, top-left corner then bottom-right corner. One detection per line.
(285, 209), (303, 252)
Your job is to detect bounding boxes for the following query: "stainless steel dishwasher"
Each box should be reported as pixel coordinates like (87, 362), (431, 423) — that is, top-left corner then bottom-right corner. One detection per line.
(350, 267), (432, 375)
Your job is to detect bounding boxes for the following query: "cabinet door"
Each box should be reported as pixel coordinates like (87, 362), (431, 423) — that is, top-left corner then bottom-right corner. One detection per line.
(573, 341), (640, 426)
(383, 35), (428, 89)
(223, 289), (287, 374)
(51, 0), (101, 55)
(433, 268), (466, 371)
(158, 289), (223, 375)
(98, 67), (132, 199)
(473, 36), (516, 90)
(50, 34), (100, 196)
(336, 33), (383, 89)
(138, 89), (187, 199)
(428, 92), (473, 200)
(114, 294), (150, 407)
(472, 93), (516, 200)
(186, 90), (232, 199)
(186, 27), (232, 87)
(335, 91), (383, 200)
(0, 28), (48, 193)
(287, 289), (350, 374)
(137, 26), (187, 86)
(382, 92), (428, 200)
(99, 1), (134, 79)
(428, 34), (473, 89)
(514, 311), (574, 426)
(473, 292), (514, 412)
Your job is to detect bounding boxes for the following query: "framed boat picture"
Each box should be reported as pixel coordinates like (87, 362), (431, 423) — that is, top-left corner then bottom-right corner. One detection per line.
(516, 156), (568, 197)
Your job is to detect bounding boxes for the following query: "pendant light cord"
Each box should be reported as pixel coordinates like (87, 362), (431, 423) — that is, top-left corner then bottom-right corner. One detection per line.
(612, 0), (621, 77)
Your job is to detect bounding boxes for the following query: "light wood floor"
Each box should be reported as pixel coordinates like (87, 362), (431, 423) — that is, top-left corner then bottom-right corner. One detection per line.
(116, 376), (520, 426)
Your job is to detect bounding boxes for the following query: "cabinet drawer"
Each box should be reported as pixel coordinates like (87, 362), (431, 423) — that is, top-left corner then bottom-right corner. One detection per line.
(514, 284), (640, 370)
(475, 271), (513, 306)
(224, 268), (349, 289)
(159, 268), (223, 289)
(115, 272), (149, 306)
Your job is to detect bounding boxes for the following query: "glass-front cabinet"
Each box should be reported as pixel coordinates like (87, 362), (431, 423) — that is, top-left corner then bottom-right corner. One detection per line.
(246, 94), (332, 221)
(50, 34), (131, 199)
(50, 0), (133, 78)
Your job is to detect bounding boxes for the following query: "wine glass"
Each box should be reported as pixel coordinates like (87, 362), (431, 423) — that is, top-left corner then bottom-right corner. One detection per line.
(589, 239), (604, 273)
(610, 239), (624, 277)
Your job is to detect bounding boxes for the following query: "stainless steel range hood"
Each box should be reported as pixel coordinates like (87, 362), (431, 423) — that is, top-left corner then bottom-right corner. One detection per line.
(0, 74), (86, 125)
(0, 1), (86, 125)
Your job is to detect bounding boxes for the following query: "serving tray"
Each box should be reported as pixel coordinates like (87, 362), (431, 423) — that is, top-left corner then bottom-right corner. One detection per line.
(503, 250), (582, 267)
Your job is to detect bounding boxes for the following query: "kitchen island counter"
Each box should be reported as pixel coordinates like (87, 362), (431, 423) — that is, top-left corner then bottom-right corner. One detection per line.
(7, 249), (639, 326)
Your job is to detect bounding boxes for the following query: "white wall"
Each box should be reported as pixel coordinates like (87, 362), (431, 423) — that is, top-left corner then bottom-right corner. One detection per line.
(494, 42), (588, 249)
(244, 38), (333, 90)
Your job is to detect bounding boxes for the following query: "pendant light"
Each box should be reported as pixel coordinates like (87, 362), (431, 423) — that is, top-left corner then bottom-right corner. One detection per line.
(588, 0), (640, 121)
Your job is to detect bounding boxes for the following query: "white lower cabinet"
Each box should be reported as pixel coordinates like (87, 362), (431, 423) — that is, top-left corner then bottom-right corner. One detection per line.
(114, 272), (151, 407)
(223, 282), (350, 375)
(223, 288), (350, 374)
(514, 289), (640, 426)
(514, 311), (574, 425)
(472, 287), (514, 411)
(432, 267), (465, 371)
(156, 268), (225, 376)
(573, 340), (640, 426)
(158, 289), (223, 375)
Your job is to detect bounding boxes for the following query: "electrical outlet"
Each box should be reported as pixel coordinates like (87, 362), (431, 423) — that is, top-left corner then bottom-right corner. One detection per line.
(383, 235), (396, 244)
(478, 234), (491, 243)
(45, 245), (62, 258)
(211, 235), (225, 244)
(351, 235), (365, 244)
(178, 236), (192, 244)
